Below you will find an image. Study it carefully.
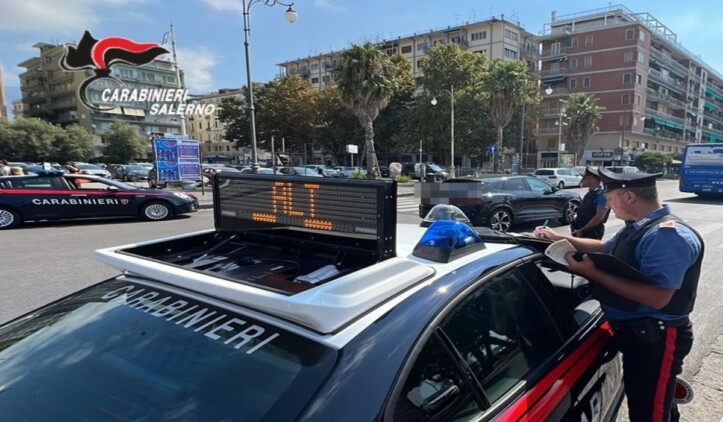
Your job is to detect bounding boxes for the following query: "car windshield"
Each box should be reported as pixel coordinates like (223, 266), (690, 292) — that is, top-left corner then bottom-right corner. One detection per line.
(535, 169), (554, 175)
(125, 165), (147, 172)
(427, 164), (444, 172)
(0, 279), (336, 420)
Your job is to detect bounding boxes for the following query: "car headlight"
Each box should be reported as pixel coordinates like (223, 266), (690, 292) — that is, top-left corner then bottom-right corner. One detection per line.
(173, 192), (192, 201)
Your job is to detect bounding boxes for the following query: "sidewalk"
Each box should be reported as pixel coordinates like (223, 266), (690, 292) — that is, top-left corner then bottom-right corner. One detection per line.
(185, 182), (417, 209)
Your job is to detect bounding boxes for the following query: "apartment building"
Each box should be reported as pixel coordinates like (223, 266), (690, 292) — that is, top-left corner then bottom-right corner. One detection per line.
(537, 5), (723, 167)
(185, 88), (252, 163)
(12, 99), (24, 119)
(279, 16), (538, 89)
(18, 42), (184, 155)
(0, 65), (8, 119)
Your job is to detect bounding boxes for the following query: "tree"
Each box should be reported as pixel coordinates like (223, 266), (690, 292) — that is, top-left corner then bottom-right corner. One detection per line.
(335, 42), (397, 179)
(54, 125), (95, 163)
(482, 59), (535, 173)
(633, 151), (675, 173)
(4, 118), (60, 161)
(103, 121), (147, 163)
(217, 95), (250, 148)
(561, 93), (605, 165)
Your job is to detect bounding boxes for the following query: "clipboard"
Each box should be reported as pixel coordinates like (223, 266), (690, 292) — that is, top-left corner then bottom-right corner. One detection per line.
(574, 252), (654, 285)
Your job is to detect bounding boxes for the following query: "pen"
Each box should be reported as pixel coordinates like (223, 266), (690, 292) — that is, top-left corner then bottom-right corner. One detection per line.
(542, 219), (548, 228)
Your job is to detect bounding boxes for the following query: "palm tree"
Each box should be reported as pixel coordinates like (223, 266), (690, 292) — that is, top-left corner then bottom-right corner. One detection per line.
(561, 93), (605, 165)
(335, 43), (397, 179)
(482, 59), (535, 173)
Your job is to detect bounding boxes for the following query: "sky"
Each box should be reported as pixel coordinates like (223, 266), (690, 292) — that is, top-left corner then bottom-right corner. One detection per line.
(2, 0), (723, 115)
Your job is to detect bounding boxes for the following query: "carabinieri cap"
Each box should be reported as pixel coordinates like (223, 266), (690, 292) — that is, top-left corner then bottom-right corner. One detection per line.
(598, 167), (662, 192)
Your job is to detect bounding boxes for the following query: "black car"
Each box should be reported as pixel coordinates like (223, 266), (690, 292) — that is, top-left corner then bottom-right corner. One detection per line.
(0, 173), (623, 420)
(0, 171), (198, 229)
(419, 175), (581, 232)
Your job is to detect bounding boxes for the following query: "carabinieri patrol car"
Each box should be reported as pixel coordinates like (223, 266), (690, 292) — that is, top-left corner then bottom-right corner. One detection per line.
(0, 170), (198, 229)
(0, 173), (624, 421)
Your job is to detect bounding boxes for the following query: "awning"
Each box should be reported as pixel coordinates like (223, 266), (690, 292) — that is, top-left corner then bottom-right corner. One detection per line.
(123, 107), (146, 117)
(103, 107), (123, 115)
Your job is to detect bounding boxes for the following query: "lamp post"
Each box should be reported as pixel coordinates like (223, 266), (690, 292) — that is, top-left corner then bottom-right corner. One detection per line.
(431, 84), (455, 178)
(162, 23), (187, 136)
(554, 108), (567, 166)
(242, 0), (297, 173)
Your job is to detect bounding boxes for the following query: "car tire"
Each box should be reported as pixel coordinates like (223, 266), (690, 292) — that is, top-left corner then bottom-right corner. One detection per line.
(558, 181), (565, 189)
(0, 207), (21, 230)
(123, 175), (130, 182)
(559, 200), (579, 224)
(488, 207), (513, 232)
(141, 201), (173, 221)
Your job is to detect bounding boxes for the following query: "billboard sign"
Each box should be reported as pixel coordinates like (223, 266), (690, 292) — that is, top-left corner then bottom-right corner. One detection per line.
(153, 138), (202, 183)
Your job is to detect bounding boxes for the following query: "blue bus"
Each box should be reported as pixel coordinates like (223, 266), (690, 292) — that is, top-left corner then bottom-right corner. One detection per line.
(679, 143), (723, 195)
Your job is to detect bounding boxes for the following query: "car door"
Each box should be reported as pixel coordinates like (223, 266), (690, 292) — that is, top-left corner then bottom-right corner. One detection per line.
(3, 175), (69, 220)
(561, 169), (581, 187)
(66, 176), (130, 218)
(389, 260), (622, 421)
(524, 176), (561, 221)
(500, 177), (539, 223)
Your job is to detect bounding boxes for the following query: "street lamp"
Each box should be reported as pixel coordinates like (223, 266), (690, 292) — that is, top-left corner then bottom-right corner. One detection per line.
(242, 0), (298, 172)
(431, 84), (455, 178)
(554, 107), (567, 165)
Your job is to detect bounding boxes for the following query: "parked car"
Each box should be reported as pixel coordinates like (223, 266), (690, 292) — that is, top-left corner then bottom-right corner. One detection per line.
(69, 163), (112, 178)
(0, 173), (624, 420)
(419, 175), (582, 232)
(115, 164), (151, 182)
(305, 165), (341, 177)
(533, 168), (583, 189)
(336, 166), (367, 178)
(0, 170), (197, 229)
(291, 166), (324, 177)
(605, 166), (640, 174)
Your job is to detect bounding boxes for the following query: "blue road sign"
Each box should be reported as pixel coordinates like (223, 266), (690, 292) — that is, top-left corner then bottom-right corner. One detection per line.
(487, 145), (499, 154)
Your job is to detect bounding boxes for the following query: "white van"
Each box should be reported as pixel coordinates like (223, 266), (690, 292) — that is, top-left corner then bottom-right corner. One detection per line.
(606, 166), (640, 174)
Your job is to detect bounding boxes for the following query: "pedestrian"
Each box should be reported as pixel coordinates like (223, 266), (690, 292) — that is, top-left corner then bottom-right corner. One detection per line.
(570, 166), (610, 239)
(0, 159), (10, 176)
(534, 167), (704, 422)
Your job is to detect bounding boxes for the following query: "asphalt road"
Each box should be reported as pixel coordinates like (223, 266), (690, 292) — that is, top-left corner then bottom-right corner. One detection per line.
(1, 179), (722, 420)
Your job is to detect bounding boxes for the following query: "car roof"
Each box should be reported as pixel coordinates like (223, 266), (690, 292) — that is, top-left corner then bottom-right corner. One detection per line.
(95, 225), (524, 347)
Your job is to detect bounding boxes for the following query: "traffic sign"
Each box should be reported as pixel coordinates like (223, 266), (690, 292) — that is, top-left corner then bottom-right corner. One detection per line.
(488, 145), (499, 154)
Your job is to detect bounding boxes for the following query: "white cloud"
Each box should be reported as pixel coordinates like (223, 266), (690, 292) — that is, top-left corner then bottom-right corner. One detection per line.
(175, 47), (218, 92)
(0, 0), (149, 32)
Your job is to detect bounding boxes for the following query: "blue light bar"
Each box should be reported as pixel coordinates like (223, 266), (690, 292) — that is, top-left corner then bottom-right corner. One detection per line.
(412, 220), (485, 263)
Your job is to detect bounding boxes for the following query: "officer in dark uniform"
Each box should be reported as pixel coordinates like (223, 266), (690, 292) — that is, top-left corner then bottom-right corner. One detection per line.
(570, 166), (609, 239)
(534, 168), (704, 422)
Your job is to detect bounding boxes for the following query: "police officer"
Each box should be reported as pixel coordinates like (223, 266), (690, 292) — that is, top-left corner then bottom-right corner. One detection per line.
(534, 168), (704, 422)
(571, 166), (609, 239)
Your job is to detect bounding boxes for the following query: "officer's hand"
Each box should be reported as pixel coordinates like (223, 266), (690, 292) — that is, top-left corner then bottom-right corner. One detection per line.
(534, 226), (561, 241)
(565, 253), (596, 276)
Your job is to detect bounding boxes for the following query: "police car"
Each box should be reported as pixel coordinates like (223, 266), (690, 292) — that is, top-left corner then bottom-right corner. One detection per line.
(0, 170), (198, 229)
(0, 174), (624, 420)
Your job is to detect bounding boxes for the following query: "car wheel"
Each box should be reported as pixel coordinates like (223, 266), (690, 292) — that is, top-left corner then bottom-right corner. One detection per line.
(558, 181), (565, 189)
(141, 201), (172, 221)
(123, 175), (130, 182)
(489, 208), (513, 232)
(0, 207), (21, 230)
(559, 200), (579, 224)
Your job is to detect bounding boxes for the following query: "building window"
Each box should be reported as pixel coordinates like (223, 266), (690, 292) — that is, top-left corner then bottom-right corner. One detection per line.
(583, 77), (591, 87)
(622, 94), (631, 104)
(636, 74), (643, 84)
(504, 29), (518, 41)
(401, 45), (412, 54)
(635, 95), (641, 105)
(571, 37), (579, 48)
(569, 78), (577, 89)
(623, 73), (632, 84)
(471, 31), (486, 41)
(433, 39), (445, 46)
(584, 55), (592, 67)
(625, 28), (635, 40)
(310, 63), (318, 71)
(311, 77), (319, 84)
(640, 30), (646, 41)
(504, 48), (518, 59)
(570, 58), (578, 69)
(637, 52), (645, 63)
(417, 42), (428, 51)
(620, 115), (631, 126)
(416, 60), (423, 68)
(624, 51), (634, 62)
(551, 42), (561, 55)
(585, 35), (593, 46)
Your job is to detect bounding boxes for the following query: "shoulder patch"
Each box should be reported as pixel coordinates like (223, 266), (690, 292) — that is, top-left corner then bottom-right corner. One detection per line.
(659, 220), (677, 229)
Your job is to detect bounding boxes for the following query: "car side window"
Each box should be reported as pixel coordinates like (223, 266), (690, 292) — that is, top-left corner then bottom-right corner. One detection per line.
(502, 178), (527, 191)
(526, 177), (553, 191)
(7, 177), (54, 189)
(393, 268), (566, 420)
(440, 268), (565, 403)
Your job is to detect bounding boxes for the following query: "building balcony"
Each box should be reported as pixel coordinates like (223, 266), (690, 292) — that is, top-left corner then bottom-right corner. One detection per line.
(646, 87), (687, 109)
(540, 47), (569, 61)
(534, 127), (562, 136)
(541, 107), (566, 118)
(648, 48), (690, 79)
(541, 87), (569, 97)
(539, 67), (568, 83)
(25, 95), (48, 105)
(647, 68), (687, 94)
